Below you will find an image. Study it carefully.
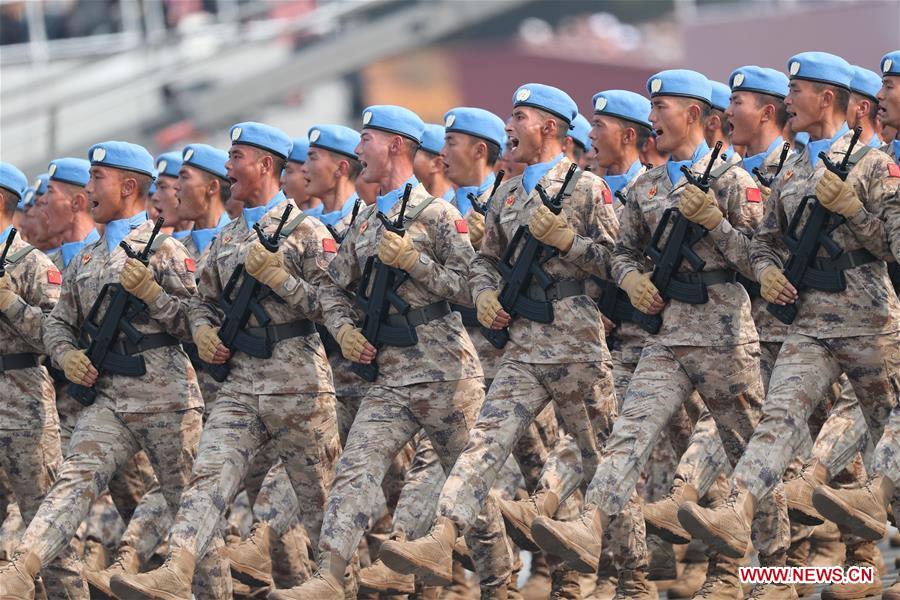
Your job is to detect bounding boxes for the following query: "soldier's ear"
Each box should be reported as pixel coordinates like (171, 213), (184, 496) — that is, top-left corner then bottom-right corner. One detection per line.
(72, 190), (89, 212)
(206, 176), (220, 198)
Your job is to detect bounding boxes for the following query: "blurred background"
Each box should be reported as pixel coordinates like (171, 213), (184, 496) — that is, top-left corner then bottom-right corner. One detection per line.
(1, 0), (897, 175)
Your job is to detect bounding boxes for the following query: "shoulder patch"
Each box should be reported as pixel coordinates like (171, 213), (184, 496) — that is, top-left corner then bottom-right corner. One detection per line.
(455, 219), (468, 234)
(746, 188), (762, 203)
(47, 269), (62, 284)
(601, 188), (612, 205)
(888, 163), (900, 178)
(323, 238), (337, 253)
(184, 258), (196, 273)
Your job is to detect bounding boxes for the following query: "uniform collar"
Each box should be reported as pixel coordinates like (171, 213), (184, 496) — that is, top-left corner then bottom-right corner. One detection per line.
(741, 136), (784, 178)
(806, 122), (849, 168)
(190, 212), (231, 255)
(604, 159), (644, 198)
(893, 139), (900, 162)
(104, 211), (147, 254)
(318, 193), (359, 227)
(522, 153), (564, 195)
(242, 190), (286, 230)
(376, 175), (418, 214)
(172, 229), (191, 240)
(304, 202), (325, 218)
(60, 227), (100, 267)
(666, 140), (710, 185)
(454, 172), (496, 215)
(866, 134), (881, 148)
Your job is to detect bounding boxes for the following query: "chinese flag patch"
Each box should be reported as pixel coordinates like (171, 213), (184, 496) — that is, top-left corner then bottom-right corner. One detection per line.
(322, 238), (337, 253)
(601, 188), (612, 204)
(184, 258), (196, 273)
(888, 163), (900, 178)
(455, 219), (469, 234)
(47, 269), (62, 284)
(746, 188), (762, 203)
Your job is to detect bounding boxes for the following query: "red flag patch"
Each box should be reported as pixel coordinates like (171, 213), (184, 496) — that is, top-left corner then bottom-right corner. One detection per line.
(601, 188), (612, 204)
(746, 188), (762, 203)
(184, 258), (196, 273)
(322, 238), (337, 253)
(455, 219), (469, 234)
(47, 269), (62, 284)
(888, 163), (900, 178)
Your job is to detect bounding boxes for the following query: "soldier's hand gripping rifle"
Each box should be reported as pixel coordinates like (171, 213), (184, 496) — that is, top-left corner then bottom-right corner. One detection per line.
(0, 227), (17, 279)
(767, 126), (863, 324)
(205, 204), (294, 382)
(351, 184), (417, 382)
(753, 142), (791, 188)
(482, 164), (577, 349)
(68, 218), (164, 406)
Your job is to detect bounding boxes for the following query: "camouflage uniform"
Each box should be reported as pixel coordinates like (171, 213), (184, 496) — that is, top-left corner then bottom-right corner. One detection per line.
(0, 237), (87, 598)
(588, 148), (790, 559)
(316, 183), (512, 586)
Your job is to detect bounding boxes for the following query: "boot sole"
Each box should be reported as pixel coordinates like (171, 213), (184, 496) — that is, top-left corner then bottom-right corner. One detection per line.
(529, 519), (599, 574)
(820, 584), (883, 599)
(377, 544), (452, 587)
(497, 508), (541, 552)
(358, 579), (416, 595)
(85, 576), (115, 599)
(109, 577), (187, 600)
(811, 489), (886, 541)
(644, 516), (691, 545)
(228, 561), (274, 588)
(786, 498), (825, 526)
(676, 506), (747, 559)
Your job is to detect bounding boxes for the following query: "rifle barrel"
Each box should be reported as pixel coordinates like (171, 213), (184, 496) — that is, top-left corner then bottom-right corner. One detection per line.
(838, 127), (863, 171)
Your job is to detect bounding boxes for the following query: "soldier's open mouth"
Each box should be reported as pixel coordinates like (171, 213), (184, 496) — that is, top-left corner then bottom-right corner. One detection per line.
(509, 137), (519, 150)
(655, 129), (664, 137)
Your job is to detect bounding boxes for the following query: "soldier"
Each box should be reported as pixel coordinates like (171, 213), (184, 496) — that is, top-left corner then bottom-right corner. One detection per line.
(151, 152), (193, 239)
(677, 51), (900, 596)
(0, 141), (231, 598)
(706, 80), (736, 159)
(37, 158), (99, 271)
(638, 130), (668, 169)
(283, 137), (318, 214)
(22, 174), (59, 253)
(848, 65), (886, 148)
(565, 113), (592, 169)
(414, 123), (455, 201)
(879, 50), (900, 164)
(107, 123), (341, 599)
(0, 161), (86, 599)
(302, 124), (362, 237)
(174, 144), (232, 263)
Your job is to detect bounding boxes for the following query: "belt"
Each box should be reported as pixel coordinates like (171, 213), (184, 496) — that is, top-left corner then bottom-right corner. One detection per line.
(670, 269), (738, 286)
(812, 249), (878, 272)
(450, 303), (479, 327)
(525, 280), (585, 302)
(386, 300), (452, 328)
(245, 320), (316, 343)
(0, 352), (40, 372)
(112, 333), (178, 356)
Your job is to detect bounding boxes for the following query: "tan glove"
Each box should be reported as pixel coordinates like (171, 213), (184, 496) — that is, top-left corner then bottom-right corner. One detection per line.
(528, 204), (575, 252)
(619, 271), (660, 314)
(0, 275), (16, 313)
(336, 323), (370, 363)
(475, 289), (504, 329)
(194, 325), (225, 364)
(679, 184), (723, 230)
(245, 241), (290, 289)
(759, 266), (792, 304)
(378, 231), (419, 271)
(120, 258), (161, 303)
(62, 349), (95, 386)
(816, 170), (863, 218)
(467, 210), (485, 249)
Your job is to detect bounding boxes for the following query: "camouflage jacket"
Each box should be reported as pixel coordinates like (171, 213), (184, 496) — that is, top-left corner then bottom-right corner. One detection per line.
(752, 130), (900, 338)
(320, 182), (483, 386)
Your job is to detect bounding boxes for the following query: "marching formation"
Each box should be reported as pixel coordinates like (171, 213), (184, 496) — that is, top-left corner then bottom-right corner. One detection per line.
(1, 48), (900, 600)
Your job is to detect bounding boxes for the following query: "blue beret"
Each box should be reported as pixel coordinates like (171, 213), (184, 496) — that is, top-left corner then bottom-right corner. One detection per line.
(569, 114), (591, 151)
(308, 125), (360, 160)
(882, 51), (900, 76)
(591, 89), (652, 130)
(787, 52), (852, 90)
(443, 107), (506, 149)
(709, 81), (732, 112)
(155, 152), (183, 179)
(361, 105), (425, 144)
(48, 158), (90, 187)
(647, 69), (712, 104)
(88, 141), (156, 177)
(850, 65), (882, 100)
(149, 180), (157, 196)
(419, 124), (446, 155)
(512, 83), (578, 126)
(0, 162), (28, 199)
(32, 173), (49, 196)
(729, 66), (789, 99)
(182, 144), (228, 180)
(288, 138), (309, 164)
(17, 189), (31, 210)
(230, 122), (293, 160)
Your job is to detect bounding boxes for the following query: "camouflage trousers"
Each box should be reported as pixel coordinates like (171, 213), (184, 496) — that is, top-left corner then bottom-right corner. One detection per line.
(318, 377), (512, 587)
(169, 391), (341, 561)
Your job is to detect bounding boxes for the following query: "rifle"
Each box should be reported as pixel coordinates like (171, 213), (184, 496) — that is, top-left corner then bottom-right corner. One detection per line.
(467, 169), (505, 216)
(0, 227), (17, 278)
(767, 127), (863, 324)
(482, 164), (577, 349)
(68, 217), (164, 406)
(753, 142), (791, 188)
(205, 204), (294, 382)
(351, 184), (417, 382)
(637, 142), (725, 334)
(325, 197), (362, 243)
(614, 190), (627, 205)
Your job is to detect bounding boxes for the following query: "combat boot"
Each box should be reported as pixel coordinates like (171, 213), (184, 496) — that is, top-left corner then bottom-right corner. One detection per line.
(811, 477), (891, 540)
(883, 577), (900, 600)
(746, 583), (799, 599)
(643, 478), (698, 544)
(690, 554), (741, 599)
(441, 560), (474, 600)
(378, 517), (456, 586)
(357, 559), (414, 595)
(678, 487), (755, 559)
(786, 538), (814, 597)
(85, 543), (140, 596)
(268, 551), (345, 600)
(820, 540), (883, 599)
(225, 521), (273, 587)
(451, 537), (475, 572)
(497, 490), (559, 552)
(519, 552), (551, 600)
(548, 568), (580, 599)
(531, 507), (605, 574)
(82, 539), (108, 572)
(665, 560), (706, 598)
(585, 575), (616, 600)
(785, 460), (828, 526)
(109, 547), (194, 600)
(0, 551), (41, 600)
(891, 530), (900, 547)
(612, 569), (657, 599)
(480, 582), (508, 599)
